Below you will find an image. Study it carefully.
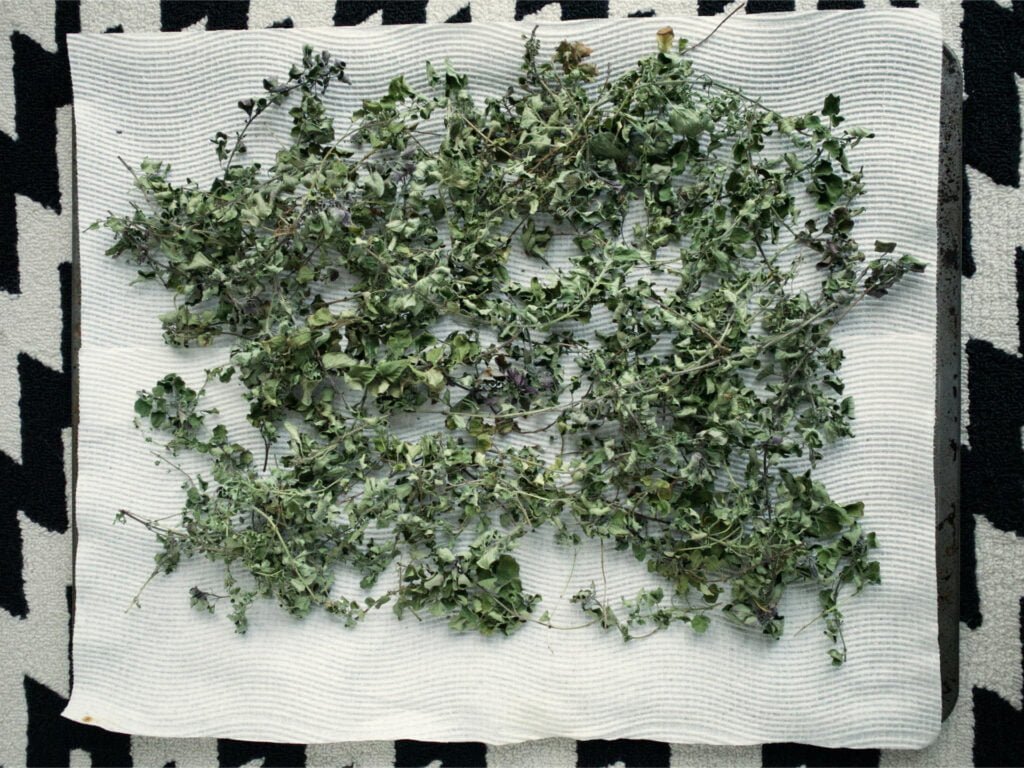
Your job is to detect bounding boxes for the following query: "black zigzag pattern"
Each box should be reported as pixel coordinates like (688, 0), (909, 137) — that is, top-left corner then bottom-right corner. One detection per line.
(515, 1), (609, 21)
(217, 739), (305, 767)
(0, 261), (72, 618)
(394, 740), (488, 767)
(24, 676), (133, 767)
(746, 1), (797, 13)
(697, 4), (800, 20)
(447, 5), (472, 24)
(0, 0), (78, 295)
(333, 1), (428, 26)
(698, 0), (734, 14)
(160, 1), (249, 32)
(762, 743), (879, 767)
(952, 0), (1024, 639)
(817, 0), (864, 10)
(962, 0), (1024, 188)
(972, 597), (1024, 766)
(959, 5), (1024, 754)
(961, 248), (1024, 631)
(577, 739), (671, 767)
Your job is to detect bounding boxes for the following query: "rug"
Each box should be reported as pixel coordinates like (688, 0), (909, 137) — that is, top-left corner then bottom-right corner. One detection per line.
(1, 1), (1021, 766)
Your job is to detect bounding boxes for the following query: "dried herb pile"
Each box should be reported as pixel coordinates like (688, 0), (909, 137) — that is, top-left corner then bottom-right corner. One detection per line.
(104, 31), (923, 663)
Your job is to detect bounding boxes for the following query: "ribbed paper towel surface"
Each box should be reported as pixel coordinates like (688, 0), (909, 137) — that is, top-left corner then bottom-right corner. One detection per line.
(65, 11), (943, 747)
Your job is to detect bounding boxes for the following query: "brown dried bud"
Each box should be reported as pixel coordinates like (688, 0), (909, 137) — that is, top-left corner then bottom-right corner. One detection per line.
(656, 26), (674, 54)
(554, 40), (596, 75)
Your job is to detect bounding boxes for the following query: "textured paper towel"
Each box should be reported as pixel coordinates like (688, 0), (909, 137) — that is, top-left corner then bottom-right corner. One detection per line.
(65, 11), (943, 747)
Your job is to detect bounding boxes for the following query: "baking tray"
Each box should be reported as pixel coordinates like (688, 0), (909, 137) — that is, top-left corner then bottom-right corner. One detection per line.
(68, 44), (964, 726)
(935, 46), (963, 722)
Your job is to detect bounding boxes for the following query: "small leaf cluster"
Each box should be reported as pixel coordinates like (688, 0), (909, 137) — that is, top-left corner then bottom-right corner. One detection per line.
(103, 36), (921, 663)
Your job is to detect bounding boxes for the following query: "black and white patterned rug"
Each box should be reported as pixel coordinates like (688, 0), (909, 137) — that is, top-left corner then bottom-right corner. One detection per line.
(1, 1), (1022, 766)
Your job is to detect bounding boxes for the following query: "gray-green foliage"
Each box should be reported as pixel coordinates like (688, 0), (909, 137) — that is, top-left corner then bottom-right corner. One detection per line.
(104, 35), (923, 663)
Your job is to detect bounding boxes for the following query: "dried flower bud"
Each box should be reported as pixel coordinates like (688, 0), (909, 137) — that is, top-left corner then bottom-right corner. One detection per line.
(656, 26), (674, 54)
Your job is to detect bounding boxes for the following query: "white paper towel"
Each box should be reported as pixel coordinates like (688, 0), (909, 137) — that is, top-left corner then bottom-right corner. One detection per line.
(65, 11), (943, 747)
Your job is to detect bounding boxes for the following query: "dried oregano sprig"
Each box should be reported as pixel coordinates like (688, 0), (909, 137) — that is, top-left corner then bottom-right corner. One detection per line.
(103, 33), (924, 664)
